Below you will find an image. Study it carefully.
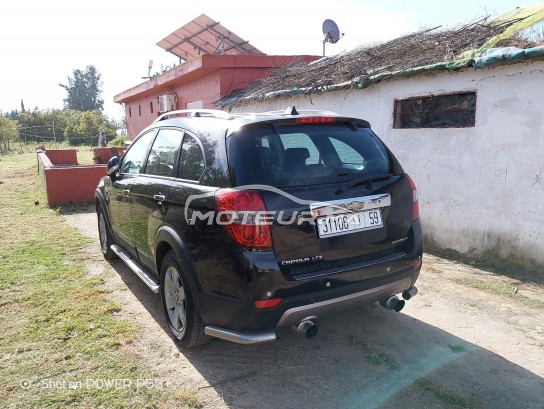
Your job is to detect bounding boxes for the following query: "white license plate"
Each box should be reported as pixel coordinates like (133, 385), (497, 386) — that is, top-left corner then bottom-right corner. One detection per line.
(316, 209), (383, 238)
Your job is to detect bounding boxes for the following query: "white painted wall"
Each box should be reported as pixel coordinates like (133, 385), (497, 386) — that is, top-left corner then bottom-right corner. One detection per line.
(230, 61), (544, 263)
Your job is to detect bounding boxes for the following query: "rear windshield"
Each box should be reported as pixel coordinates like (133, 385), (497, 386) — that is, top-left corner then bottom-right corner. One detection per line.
(230, 122), (392, 187)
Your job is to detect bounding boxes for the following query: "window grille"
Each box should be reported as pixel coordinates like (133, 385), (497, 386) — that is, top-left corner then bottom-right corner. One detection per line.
(393, 92), (476, 129)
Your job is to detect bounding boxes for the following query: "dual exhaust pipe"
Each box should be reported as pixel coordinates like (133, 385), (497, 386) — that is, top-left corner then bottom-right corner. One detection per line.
(380, 286), (418, 312)
(294, 286), (418, 339)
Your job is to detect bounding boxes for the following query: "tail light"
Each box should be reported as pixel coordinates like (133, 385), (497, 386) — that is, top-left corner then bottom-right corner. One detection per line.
(405, 174), (420, 221)
(215, 189), (272, 247)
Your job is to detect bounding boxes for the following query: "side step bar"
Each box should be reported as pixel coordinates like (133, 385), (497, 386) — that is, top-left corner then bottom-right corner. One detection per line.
(204, 326), (276, 344)
(110, 244), (160, 293)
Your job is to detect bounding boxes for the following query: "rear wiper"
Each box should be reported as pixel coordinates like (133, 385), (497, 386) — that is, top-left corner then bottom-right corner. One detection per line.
(335, 174), (393, 195)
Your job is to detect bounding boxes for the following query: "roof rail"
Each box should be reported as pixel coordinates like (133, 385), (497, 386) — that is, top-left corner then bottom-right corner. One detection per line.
(154, 109), (232, 122)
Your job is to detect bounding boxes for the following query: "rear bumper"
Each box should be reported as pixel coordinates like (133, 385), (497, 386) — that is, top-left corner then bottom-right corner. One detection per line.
(197, 249), (422, 334)
(276, 276), (411, 327)
(196, 220), (423, 343)
(204, 277), (413, 344)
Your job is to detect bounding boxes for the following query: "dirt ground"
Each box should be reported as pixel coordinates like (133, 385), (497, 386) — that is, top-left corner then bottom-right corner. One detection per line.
(62, 207), (543, 409)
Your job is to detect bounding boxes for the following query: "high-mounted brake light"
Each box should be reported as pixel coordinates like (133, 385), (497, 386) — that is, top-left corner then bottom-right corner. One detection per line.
(215, 189), (272, 247)
(295, 117), (336, 124)
(405, 174), (420, 221)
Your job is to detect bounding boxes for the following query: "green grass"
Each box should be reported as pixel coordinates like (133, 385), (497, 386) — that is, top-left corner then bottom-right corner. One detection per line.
(415, 378), (474, 408)
(351, 336), (399, 370)
(453, 278), (543, 309)
(448, 344), (467, 353)
(0, 148), (203, 408)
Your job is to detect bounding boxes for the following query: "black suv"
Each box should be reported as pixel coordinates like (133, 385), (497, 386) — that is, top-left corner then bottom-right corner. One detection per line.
(95, 107), (422, 347)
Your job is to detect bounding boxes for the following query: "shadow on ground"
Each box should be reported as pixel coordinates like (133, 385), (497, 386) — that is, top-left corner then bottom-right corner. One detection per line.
(108, 259), (544, 409)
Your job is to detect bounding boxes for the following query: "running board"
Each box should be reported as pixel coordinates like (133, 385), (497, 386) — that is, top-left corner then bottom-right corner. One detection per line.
(110, 244), (160, 293)
(204, 326), (276, 344)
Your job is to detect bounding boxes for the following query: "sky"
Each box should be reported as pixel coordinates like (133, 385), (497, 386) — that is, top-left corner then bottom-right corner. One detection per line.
(1, 0), (540, 122)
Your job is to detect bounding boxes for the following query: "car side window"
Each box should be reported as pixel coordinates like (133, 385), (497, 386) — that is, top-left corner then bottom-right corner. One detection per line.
(120, 131), (155, 174)
(179, 133), (205, 181)
(145, 129), (183, 177)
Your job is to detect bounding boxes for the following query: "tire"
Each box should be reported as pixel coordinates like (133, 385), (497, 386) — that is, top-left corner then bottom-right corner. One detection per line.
(97, 205), (118, 260)
(160, 251), (210, 348)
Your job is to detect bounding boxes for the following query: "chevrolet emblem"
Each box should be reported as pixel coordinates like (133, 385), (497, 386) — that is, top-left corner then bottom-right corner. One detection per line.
(347, 202), (365, 211)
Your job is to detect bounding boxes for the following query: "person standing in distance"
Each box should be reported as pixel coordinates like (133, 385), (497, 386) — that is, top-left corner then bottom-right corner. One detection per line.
(98, 131), (107, 147)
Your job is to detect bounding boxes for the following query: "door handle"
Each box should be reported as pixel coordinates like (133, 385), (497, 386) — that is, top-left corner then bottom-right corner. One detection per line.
(154, 194), (166, 205)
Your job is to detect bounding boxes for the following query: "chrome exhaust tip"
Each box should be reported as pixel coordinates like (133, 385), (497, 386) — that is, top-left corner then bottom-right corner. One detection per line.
(296, 320), (319, 339)
(402, 286), (419, 300)
(380, 295), (405, 312)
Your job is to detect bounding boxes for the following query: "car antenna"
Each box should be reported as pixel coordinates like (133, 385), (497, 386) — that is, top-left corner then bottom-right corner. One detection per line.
(284, 106), (299, 115)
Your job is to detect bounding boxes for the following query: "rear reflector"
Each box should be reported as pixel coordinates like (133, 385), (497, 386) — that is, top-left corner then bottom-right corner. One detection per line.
(295, 117), (336, 124)
(254, 298), (282, 309)
(405, 174), (420, 221)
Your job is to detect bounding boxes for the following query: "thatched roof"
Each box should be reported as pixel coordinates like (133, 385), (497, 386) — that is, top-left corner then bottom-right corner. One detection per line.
(217, 5), (544, 109)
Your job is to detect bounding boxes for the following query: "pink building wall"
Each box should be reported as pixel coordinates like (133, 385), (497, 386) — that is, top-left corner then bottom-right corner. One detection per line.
(115, 54), (319, 139)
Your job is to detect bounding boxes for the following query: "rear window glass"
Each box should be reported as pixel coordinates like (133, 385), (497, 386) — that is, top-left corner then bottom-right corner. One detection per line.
(232, 123), (391, 187)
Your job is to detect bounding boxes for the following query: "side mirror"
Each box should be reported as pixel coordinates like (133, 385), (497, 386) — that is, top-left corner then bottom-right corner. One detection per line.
(107, 156), (120, 179)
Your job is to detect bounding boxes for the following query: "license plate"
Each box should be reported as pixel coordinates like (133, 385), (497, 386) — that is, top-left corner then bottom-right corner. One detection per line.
(316, 209), (383, 238)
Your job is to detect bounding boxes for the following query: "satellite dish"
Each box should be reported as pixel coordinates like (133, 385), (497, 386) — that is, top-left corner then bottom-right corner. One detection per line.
(142, 60), (154, 79)
(322, 19), (343, 56)
(323, 19), (340, 44)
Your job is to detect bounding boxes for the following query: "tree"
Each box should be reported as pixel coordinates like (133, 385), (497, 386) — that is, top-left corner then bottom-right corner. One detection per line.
(0, 115), (18, 154)
(63, 110), (115, 146)
(6, 107), (117, 146)
(16, 109), (63, 144)
(59, 65), (104, 111)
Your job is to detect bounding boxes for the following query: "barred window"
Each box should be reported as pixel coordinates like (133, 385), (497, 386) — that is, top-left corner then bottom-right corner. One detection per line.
(393, 92), (476, 129)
